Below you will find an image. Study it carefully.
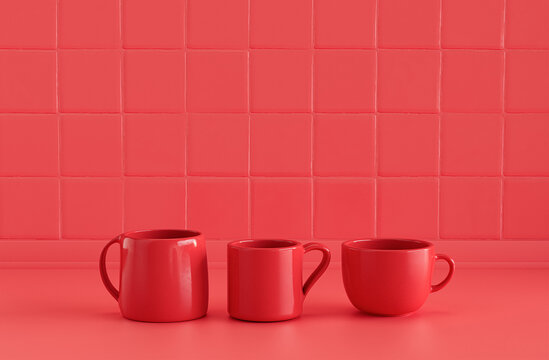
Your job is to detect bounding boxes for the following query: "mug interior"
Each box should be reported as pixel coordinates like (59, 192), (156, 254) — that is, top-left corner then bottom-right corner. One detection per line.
(230, 239), (298, 249)
(344, 239), (432, 251)
(125, 229), (201, 240)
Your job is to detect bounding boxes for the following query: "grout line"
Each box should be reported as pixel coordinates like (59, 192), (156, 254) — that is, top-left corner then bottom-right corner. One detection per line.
(373, 0), (379, 239)
(13, 110), (549, 115)
(3, 174), (549, 179)
(55, 0), (62, 241)
(184, 112), (189, 229)
(247, 0), (252, 239)
(4, 47), (549, 51)
(437, 0), (443, 241)
(184, 0), (189, 230)
(119, 0), (125, 233)
(310, 0), (315, 240)
(500, 0), (508, 241)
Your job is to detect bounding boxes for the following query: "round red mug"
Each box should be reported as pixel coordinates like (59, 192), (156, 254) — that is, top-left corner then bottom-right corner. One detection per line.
(99, 229), (209, 322)
(342, 239), (455, 316)
(228, 240), (331, 322)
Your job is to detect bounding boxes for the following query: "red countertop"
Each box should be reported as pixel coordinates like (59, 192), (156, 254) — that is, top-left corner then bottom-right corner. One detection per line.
(0, 266), (547, 359)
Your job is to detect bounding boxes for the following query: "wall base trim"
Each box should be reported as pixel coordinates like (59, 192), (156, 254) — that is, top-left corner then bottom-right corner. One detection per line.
(0, 239), (547, 265)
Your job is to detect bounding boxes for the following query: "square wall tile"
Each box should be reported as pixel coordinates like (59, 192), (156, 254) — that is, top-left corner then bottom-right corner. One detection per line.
(314, 0), (375, 49)
(251, 114), (311, 176)
(59, 0), (120, 48)
(441, 51), (504, 112)
(250, 50), (312, 112)
(0, 51), (56, 112)
(187, 51), (247, 112)
(504, 178), (549, 239)
(62, 178), (123, 239)
(313, 179), (374, 239)
(377, 50), (440, 113)
(124, 50), (185, 112)
(442, 0), (504, 49)
(0, 0), (56, 49)
(441, 114), (503, 176)
(124, 178), (186, 231)
(314, 50), (376, 112)
(506, 0), (549, 48)
(123, 0), (184, 48)
(0, 115), (58, 176)
(440, 178), (501, 239)
(378, 0), (440, 48)
(60, 115), (122, 176)
(378, 114), (438, 176)
(377, 178), (438, 239)
(188, 178), (248, 239)
(0, 178), (59, 239)
(250, 0), (312, 48)
(504, 114), (549, 176)
(59, 50), (121, 113)
(505, 51), (549, 112)
(187, 0), (248, 49)
(313, 114), (375, 176)
(187, 114), (248, 176)
(125, 114), (185, 176)
(252, 178), (312, 240)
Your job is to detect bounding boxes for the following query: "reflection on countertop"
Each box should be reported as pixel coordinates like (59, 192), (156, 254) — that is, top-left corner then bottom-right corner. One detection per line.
(0, 266), (547, 360)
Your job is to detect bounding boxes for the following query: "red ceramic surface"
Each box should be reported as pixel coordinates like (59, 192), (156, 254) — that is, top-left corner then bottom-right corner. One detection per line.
(187, 178), (249, 239)
(440, 177), (501, 239)
(377, 113), (439, 176)
(58, 50), (121, 113)
(342, 239), (455, 316)
(377, 178), (438, 239)
(378, 0), (440, 48)
(251, 179), (312, 240)
(228, 239), (330, 321)
(313, 178), (375, 239)
(99, 229), (209, 322)
(62, 178), (123, 239)
(187, 113), (249, 176)
(124, 114), (186, 176)
(441, 0), (504, 49)
(0, 0), (548, 265)
(250, 114), (312, 176)
(124, 178), (187, 231)
(60, 114), (122, 176)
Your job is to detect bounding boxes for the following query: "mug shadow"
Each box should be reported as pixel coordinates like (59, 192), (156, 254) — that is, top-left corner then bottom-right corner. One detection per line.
(350, 308), (452, 319)
(93, 311), (215, 325)
(94, 311), (128, 322)
(226, 315), (302, 325)
(88, 304), (453, 324)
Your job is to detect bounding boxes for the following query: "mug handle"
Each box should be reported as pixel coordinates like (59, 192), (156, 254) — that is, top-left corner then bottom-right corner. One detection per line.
(99, 234), (122, 300)
(302, 242), (331, 297)
(431, 254), (455, 293)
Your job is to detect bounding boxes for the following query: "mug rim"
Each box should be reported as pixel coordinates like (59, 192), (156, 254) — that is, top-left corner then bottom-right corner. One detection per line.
(124, 229), (202, 240)
(228, 239), (300, 250)
(342, 238), (433, 252)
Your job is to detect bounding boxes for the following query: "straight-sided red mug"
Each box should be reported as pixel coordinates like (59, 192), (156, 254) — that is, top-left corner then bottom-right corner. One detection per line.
(228, 240), (331, 322)
(99, 229), (208, 322)
(342, 239), (455, 316)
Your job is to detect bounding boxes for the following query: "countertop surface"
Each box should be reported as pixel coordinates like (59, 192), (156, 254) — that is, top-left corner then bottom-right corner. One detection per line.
(0, 266), (548, 360)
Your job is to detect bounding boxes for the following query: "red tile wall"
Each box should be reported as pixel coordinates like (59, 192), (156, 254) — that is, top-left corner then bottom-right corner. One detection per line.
(0, 0), (548, 265)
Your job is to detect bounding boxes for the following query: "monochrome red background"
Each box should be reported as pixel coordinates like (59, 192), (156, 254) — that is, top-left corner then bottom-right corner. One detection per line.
(0, 0), (548, 266)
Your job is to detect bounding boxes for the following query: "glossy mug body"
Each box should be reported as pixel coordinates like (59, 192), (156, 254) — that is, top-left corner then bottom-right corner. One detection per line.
(342, 239), (455, 316)
(100, 229), (209, 322)
(228, 240), (331, 322)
